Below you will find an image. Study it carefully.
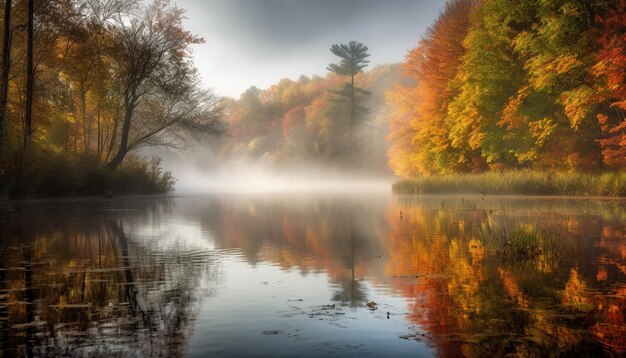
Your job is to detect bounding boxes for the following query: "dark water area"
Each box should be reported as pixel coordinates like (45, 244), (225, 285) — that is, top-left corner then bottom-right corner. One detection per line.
(0, 194), (624, 357)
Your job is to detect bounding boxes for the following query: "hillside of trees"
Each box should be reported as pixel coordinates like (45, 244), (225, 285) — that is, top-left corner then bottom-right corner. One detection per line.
(218, 64), (406, 175)
(387, 0), (626, 177)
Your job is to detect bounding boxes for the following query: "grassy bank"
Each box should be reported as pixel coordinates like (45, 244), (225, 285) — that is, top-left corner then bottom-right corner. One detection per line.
(393, 171), (626, 197)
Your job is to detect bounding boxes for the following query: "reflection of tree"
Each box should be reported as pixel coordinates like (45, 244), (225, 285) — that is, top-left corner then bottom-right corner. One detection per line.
(384, 196), (626, 356)
(192, 196), (386, 307)
(108, 221), (144, 318)
(331, 215), (368, 308)
(0, 199), (218, 357)
(331, 278), (367, 307)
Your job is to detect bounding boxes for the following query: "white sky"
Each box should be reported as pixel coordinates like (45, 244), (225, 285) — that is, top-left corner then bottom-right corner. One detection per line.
(174, 0), (446, 98)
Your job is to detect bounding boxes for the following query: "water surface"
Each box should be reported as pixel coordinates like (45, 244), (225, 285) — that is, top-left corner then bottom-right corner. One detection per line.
(0, 194), (624, 356)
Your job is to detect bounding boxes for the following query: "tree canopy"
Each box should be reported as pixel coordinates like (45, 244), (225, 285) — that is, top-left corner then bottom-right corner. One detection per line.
(327, 41), (371, 162)
(386, 0), (626, 176)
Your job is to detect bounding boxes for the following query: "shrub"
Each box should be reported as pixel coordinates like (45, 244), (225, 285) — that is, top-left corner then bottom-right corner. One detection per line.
(7, 146), (175, 197)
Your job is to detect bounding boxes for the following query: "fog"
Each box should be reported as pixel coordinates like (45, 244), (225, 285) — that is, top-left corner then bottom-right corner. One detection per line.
(150, 146), (394, 195)
(144, 65), (402, 195)
(132, 0), (440, 194)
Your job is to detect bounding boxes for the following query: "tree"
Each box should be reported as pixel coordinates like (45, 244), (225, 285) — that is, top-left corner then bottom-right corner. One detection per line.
(23, 0), (33, 148)
(386, 0), (477, 176)
(105, 0), (224, 169)
(327, 41), (370, 162)
(446, 0), (532, 171)
(593, 1), (626, 167)
(0, 0), (11, 153)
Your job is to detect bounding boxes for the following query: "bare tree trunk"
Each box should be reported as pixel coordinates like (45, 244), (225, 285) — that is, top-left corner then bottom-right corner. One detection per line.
(106, 99), (134, 170)
(96, 104), (102, 160)
(105, 110), (119, 162)
(80, 82), (88, 154)
(349, 73), (354, 164)
(23, 0), (33, 149)
(0, 0), (11, 153)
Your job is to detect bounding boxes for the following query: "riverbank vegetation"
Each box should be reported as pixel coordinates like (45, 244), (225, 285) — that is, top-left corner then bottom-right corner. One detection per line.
(386, 0), (626, 179)
(0, 0), (224, 199)
(393, 171), (626, 197)
(12, 152), (175, 197)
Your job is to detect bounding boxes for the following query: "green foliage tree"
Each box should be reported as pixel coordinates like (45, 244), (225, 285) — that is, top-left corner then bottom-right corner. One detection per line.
(446, 0), (533, 170)
(327, 41), (370, 162)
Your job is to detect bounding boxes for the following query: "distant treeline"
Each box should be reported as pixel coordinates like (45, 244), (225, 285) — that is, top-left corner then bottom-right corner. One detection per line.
(219, 64), (406, 175)
(387, 0), (626, 177)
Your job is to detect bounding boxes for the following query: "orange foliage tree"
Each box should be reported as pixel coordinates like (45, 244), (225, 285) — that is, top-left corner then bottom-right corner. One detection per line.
(593, 1), (626, 166)
(386, 0), (478, 176)
(387, 0), (626, 176)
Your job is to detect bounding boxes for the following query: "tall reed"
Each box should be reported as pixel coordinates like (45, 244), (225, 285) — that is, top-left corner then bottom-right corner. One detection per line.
(393, 171), (626, 197)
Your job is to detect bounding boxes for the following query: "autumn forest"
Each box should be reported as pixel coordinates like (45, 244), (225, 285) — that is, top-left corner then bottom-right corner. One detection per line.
(0, 0), (623, 199)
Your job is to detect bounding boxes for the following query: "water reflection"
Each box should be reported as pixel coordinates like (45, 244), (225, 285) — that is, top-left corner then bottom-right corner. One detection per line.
(386, 196), (626, 356)
(0, 195), (624, 357)
(181, 195), (391, 309)
(0, 199), (217, 357)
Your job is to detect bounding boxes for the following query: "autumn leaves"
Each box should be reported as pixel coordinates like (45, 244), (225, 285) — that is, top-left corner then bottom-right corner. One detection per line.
(386, 0), (626, 177)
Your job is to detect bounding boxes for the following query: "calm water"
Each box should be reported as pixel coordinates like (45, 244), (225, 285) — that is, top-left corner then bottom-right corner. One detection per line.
(0, 194), (625, 357)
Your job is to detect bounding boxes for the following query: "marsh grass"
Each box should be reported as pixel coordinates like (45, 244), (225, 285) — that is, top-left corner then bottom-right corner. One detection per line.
(393, 171), (626, 197)
(479, 209), (557, 260)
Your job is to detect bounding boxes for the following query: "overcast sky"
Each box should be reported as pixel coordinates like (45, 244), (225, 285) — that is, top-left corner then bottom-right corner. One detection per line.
(174, 0), (446, 98)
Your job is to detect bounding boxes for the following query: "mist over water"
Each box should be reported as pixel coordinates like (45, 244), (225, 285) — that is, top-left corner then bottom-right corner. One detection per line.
(158, 150), (394, 194)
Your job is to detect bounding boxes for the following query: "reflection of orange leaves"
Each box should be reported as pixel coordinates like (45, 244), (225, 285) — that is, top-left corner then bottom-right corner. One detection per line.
(606, 304), (624, 325)
(498, 267), (530, 308)
(538, 321), (583, 348)
(592, 323), (626, 351)
(597, 266), (608, 281)
(597, 226), (626, 260)
(562, 268), (589, 305)
(305, 226), (325, 256)
(601, 225), (625, 239)
(468, 239), (484, 264)
(589, 283), (626, 350)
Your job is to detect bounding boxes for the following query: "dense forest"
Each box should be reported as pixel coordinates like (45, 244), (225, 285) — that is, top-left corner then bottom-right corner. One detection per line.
(387, 0), (626, 176)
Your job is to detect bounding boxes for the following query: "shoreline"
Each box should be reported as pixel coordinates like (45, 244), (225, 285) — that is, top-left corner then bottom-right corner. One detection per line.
(2, 190), (626, 205)
(392, 172), (626, 198)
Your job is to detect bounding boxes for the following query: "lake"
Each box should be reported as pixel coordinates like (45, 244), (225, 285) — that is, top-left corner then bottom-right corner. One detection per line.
(0, 193), (624, 357)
